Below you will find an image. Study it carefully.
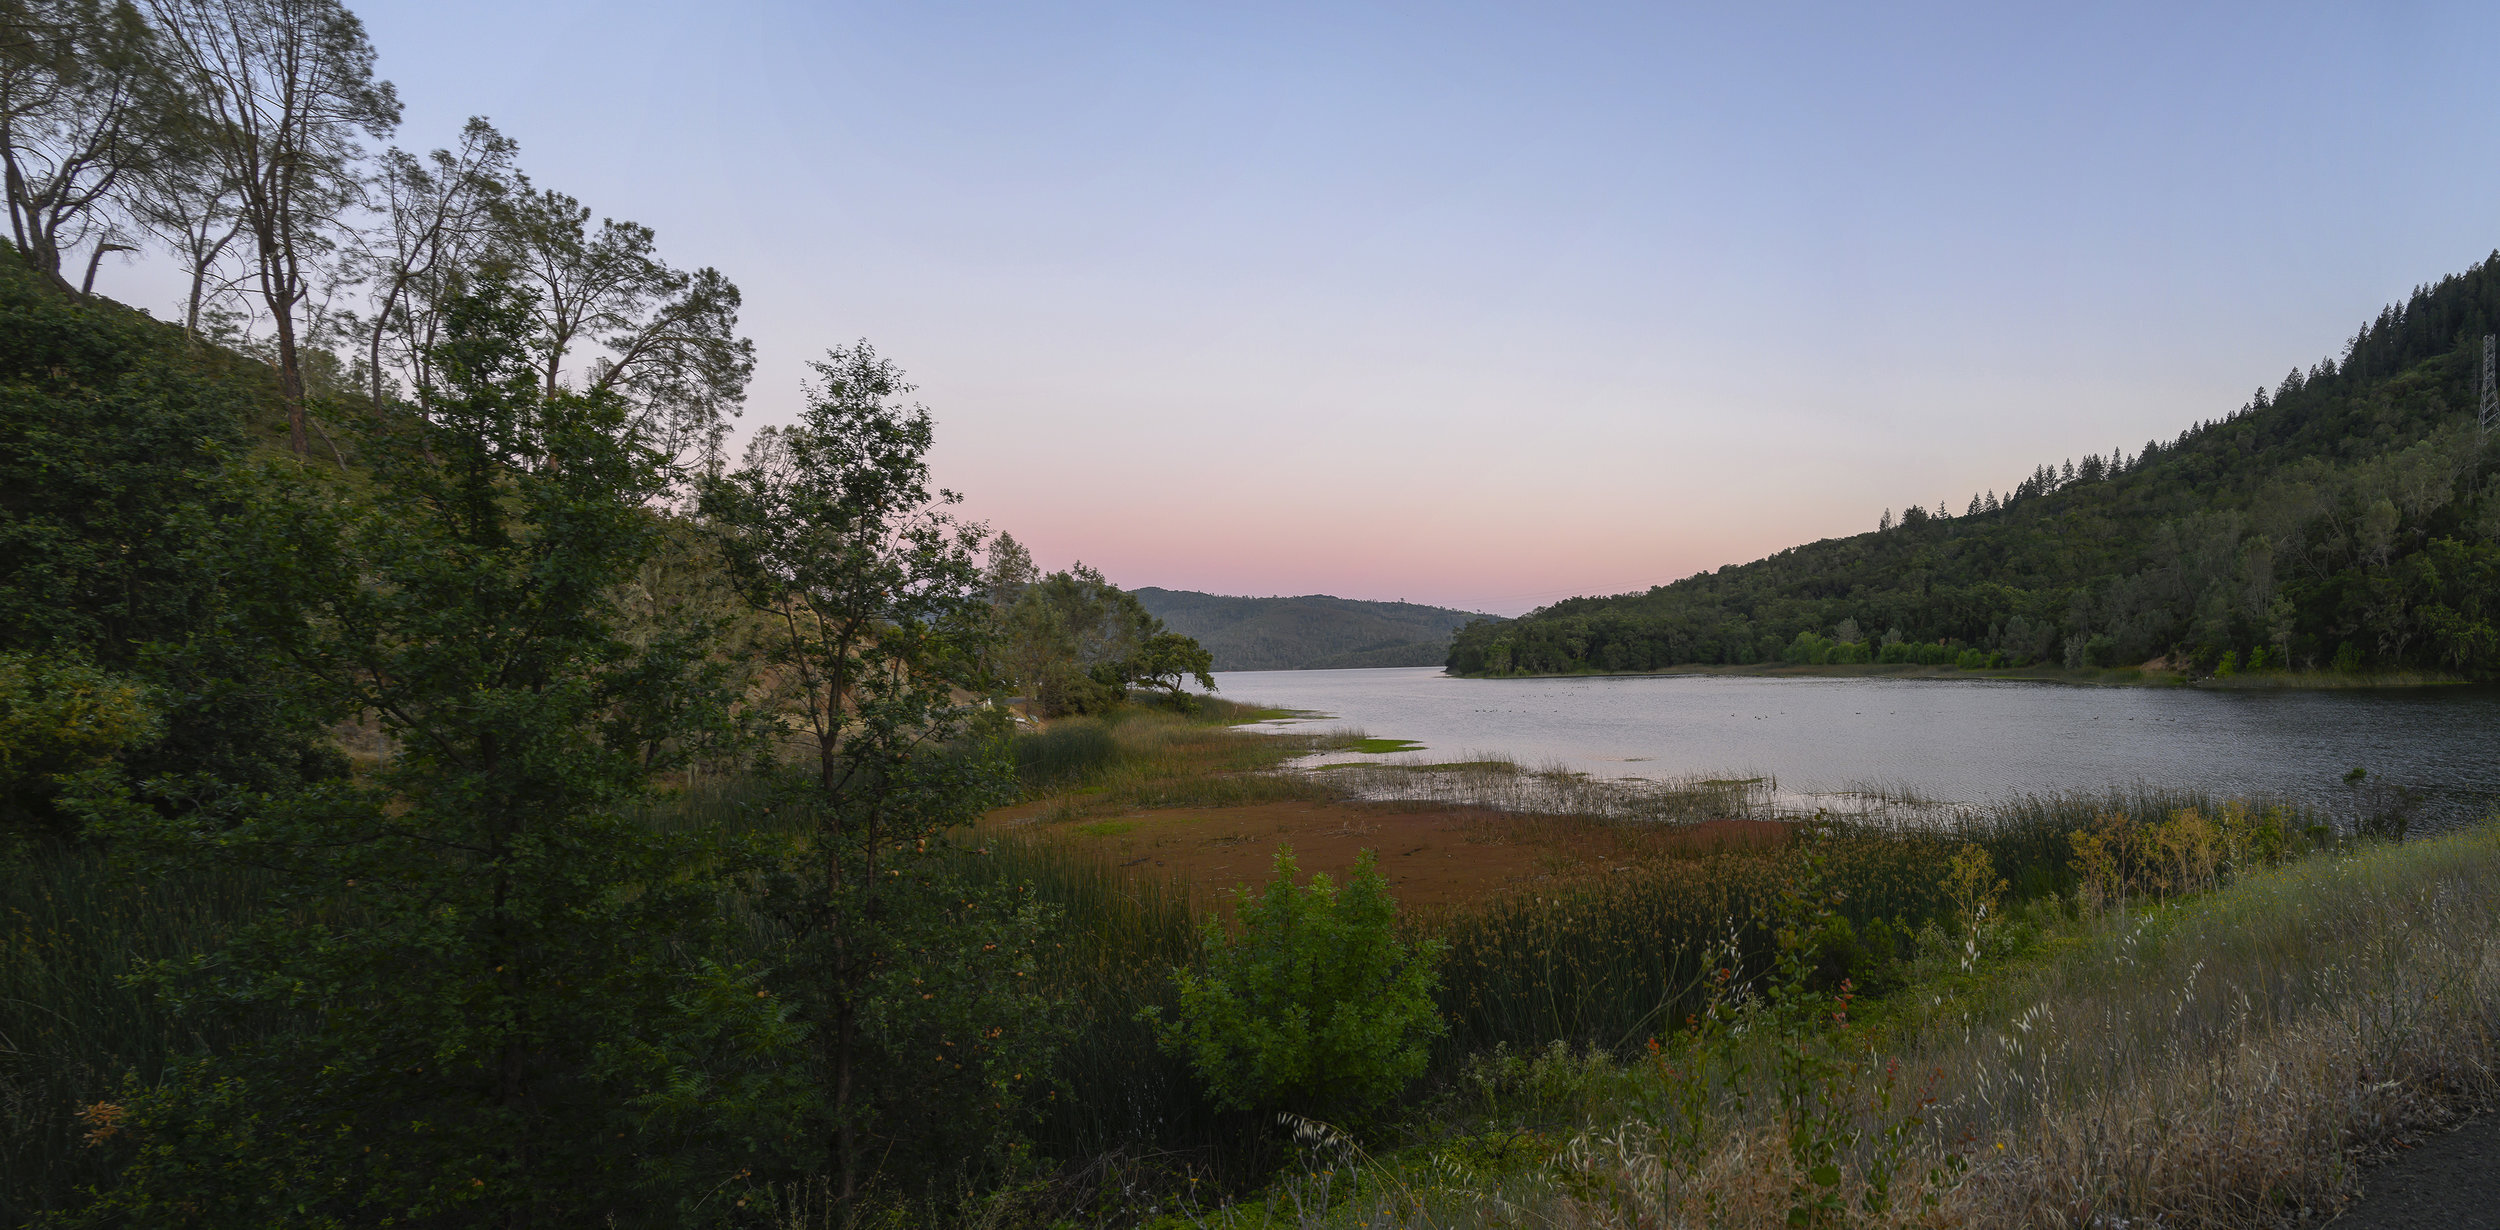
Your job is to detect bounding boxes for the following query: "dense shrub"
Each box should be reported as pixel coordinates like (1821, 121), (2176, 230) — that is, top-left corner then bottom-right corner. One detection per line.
(1150, 847), (1445, 1117)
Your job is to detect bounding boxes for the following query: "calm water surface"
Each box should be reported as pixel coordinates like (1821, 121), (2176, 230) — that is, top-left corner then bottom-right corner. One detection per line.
(1207, 667), (2500, 828)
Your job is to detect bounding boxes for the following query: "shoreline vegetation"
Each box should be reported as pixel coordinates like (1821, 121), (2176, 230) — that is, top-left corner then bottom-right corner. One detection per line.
(11, 679), (2495, 1226)
(945, 697), (2490, 1227)
(1448, 660), (2478, 689)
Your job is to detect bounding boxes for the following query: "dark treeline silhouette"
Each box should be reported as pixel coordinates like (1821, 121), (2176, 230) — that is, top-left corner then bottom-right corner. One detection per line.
(1453, 257), (2500, 679)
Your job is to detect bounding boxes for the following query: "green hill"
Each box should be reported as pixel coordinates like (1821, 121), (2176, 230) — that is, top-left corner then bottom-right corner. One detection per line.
(1450, 254), (2500, 680)
(1130, 588), (1488, 671)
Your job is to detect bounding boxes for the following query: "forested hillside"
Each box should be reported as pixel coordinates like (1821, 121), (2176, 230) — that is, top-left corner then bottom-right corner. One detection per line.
(1133, 587), (1486, 670)
(1451, 255), (2500, 679)
(3, 0), (1222, 1209)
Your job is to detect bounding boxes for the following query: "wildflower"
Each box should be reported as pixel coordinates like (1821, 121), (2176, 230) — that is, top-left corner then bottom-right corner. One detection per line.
(76, 1101), (124, 1146)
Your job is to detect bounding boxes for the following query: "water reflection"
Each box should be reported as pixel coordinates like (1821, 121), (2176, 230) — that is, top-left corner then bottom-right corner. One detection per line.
(1207, 667), (2500, 831)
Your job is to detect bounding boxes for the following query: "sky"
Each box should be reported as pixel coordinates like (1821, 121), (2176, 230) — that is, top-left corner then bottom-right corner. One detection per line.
(101, 1), (2500, 614)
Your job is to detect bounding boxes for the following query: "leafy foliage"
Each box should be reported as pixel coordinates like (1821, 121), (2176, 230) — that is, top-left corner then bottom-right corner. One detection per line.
(1149, 846), (1446, 1117)
(703, 342), (1067, 1200)
(0, 650), (156, 837)
(74, 281), (792, 1226)
(0, 241), (340, 815)
(987, 546), (1216, 715)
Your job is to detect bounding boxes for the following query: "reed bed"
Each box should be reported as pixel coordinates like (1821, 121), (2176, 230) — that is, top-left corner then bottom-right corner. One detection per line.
(0, 844), (281, 1221)
(1015, 699), (1350, 816)
(1414, 789), (2286, 1066)
(1311, 756), (1777, 826)
(951, 837), (1222, 1168)
(638, 781), (1239, 1184)
(1422, 850), (1784, 1060)
(0, 689), (2438, 1230)
(1186, 825), (2500, 1230)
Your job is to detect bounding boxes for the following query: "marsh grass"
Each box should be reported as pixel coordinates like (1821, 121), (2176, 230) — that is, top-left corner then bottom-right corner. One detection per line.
(948, 838), (1212, 1151)
(636, 781), (1251, 1200)
(0, 843), (283, 1221)
(0, 690), (2452, 1230)
(1411, 788), (2323, 1067)
(1010, 699), (1359, 818)
(1315, 754), (1778, 826)
(1182, 822), (2500, 1230)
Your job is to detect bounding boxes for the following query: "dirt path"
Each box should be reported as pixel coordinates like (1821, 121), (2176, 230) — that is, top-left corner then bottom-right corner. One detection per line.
(2333, 1113), (2500, 1228)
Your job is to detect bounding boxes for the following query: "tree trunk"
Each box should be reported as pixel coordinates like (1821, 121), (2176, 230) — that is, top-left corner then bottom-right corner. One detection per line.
(274, 300), (307, 454)
(833, 993), (857, 1199)
(183, 269), (202, 336)
(369, 292), (395, 411)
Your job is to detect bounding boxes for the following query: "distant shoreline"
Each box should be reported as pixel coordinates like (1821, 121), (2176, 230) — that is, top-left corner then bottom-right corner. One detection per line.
(1449, 661), (2477, 690)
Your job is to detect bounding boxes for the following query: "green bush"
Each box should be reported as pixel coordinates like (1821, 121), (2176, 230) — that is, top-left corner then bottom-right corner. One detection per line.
(1147, 847), (1444, 1117)
(1782, 631), (1833, 664)
(0, 652), (158, 838)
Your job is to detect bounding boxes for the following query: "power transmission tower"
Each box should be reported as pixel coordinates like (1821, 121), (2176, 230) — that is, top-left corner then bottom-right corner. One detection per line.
(2485, 335), (2497, 432)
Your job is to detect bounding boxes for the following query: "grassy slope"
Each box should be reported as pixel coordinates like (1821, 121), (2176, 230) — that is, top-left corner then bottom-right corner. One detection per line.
(1133, 588), (1490, 671)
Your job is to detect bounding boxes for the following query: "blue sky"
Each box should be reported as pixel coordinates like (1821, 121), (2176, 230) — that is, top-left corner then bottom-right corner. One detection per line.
(111, 2), (2500, 613)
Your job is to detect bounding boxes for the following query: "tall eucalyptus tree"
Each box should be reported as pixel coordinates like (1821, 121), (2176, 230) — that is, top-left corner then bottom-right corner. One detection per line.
(122, 127), (239, 334)
(0, 0), (183, 285)
(142, 0), (396, 454)
(345, 114), (512, 412)
(499, 185), (754, 468)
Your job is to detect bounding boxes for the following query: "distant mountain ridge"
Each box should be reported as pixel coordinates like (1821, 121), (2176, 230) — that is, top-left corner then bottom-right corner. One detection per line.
(1130, 588), (1490, 671)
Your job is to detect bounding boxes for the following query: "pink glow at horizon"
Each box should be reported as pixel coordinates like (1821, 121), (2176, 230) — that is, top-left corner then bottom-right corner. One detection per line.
(88, 2), (2500, 616)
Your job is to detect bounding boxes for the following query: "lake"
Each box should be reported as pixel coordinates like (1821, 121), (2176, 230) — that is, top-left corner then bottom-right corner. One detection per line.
(1205, 667), (2500, 830)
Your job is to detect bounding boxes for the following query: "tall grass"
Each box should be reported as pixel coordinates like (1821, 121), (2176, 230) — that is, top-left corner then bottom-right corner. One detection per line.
(639, 775), (1247, 1185)
(1169, 826), (2500, 1228)
(948, 839), (1234, 1169)
(1314, 756), (1777, 825)
(1008, 699), (1348, 816)
(0, 843), (280, 1221)
(0, 706), (2390, 1230)
(1423, 849), (1784, 1059)
(1411, 789), (2301, 1071)
(1488, 825), (2500, 1230)
(1934, 826), (2500, 1222)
